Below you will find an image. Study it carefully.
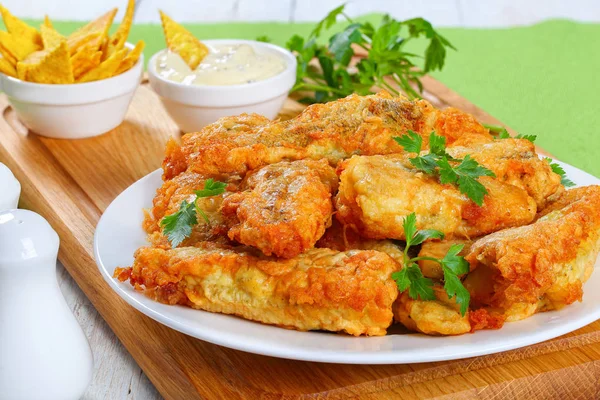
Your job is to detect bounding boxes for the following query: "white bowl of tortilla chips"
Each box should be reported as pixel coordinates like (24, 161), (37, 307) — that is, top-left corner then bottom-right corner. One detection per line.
(0, 1), (145, 139)
(1, 47), (143, 139)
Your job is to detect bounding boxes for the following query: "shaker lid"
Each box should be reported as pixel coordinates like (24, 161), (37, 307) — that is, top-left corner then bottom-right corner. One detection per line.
(0, 209), (59, 266)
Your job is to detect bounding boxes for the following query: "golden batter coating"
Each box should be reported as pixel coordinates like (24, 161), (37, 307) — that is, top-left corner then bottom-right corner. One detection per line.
(163, 92), (492, 179)
(335, 154), (537, 240)
(115, 243), (399, 336)
(221, 159), (338, 258)
(465, 186), (600, 322)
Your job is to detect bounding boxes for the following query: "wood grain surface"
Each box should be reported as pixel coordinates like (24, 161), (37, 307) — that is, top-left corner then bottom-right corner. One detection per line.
(0, 76), (594, 400)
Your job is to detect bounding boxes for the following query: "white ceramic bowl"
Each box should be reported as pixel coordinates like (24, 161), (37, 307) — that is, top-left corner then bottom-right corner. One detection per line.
(0, 43), (143, 139)
(148, 39), (297, 133)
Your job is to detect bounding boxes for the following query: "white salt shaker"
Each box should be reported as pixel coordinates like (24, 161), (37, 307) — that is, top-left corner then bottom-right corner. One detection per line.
(0, 209), (93, 400)
(0, 162), (20, 210)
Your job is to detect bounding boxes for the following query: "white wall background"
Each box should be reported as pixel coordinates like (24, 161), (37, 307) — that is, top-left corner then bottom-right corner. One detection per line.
(3, 0), (600, 27)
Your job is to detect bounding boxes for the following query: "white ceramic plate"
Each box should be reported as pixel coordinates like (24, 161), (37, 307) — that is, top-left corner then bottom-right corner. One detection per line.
(94, 160), (600, 364)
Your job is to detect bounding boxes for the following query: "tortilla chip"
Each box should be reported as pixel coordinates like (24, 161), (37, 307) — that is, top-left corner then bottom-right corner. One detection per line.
(77, 47), (127, 83)
(100, 35), (109, 57)
(17, 40), (74, 84)
(71, 44), (102, 79)
(0, 42), (16, 66)
(105, 0), (135, 60)
(0, 54), (16, 77)
(0, 30), (38, 62)
(67, 8), (116, 54)
(40, 25), (64, 50)
(43, 15), (54, 29)
(159, 11), (208, 69)
(67, 32), (104, 57)
(0, 5), (42, 47)
(114, 40), (144, 75)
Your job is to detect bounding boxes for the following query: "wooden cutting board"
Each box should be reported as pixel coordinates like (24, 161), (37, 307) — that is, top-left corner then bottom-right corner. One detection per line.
(1, 75), (598, 400)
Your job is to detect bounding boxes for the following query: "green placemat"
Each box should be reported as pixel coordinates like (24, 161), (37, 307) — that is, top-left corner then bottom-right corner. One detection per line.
(26, 18), (600, 176)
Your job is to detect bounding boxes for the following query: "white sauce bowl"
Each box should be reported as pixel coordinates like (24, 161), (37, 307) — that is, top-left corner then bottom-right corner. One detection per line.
(148, 39), (297, 133)
(0, 43), (143, 139)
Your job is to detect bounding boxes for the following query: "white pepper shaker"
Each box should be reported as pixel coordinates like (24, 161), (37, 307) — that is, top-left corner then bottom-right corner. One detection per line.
(0, 209), (93, 400)
(0, 162), (20, 210)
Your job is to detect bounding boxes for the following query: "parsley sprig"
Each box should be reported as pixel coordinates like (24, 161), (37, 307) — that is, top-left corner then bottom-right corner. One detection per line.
(545, 158), (576, 187)
(394, 131), (495, 206)
(160, 179), (227, 247)
(391, 213), (471, 315)
(284, 5), (455, 103)
(483, 124), (537, 143)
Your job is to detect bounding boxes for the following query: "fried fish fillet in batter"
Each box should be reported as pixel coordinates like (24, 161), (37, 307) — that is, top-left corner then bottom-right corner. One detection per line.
(446, 139), (562, 208)
(163, 92), (492, 179)
(335, 154), (537, 240)
(114, 243), (398, 336)
(221, 159), (338, 258)
(143, 170), (236, 248)
(315, 223), (502, 335)
(464, 186), (600, 322)
(393, 287), (505, 335)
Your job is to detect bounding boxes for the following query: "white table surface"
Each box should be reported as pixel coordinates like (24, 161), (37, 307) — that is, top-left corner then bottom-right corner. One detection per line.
(4, 0), (597, 398)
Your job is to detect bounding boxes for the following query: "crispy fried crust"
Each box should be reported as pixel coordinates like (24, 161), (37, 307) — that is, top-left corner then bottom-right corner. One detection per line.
(465, 186), (600, 321)
(221, 159), (337, 258)
(115, 243), (398, 336)
(335, 154), (537, 240)
(163, 92), (492, 180)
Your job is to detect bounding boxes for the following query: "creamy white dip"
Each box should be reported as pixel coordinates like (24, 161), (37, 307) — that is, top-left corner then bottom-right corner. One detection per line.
(155, 44), (287, 86)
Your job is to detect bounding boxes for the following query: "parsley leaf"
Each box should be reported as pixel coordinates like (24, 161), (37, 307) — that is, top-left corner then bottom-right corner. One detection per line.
(392, 213), (471, 316)
(441, 244), (470, 275)
(483, 123), (510, 139)
(515, 134), (537, 143)
(484, 124), (537, 143)
(160, 200), (197, 248)
(545, 158), (576, 187)
(160, 179), (227, 247)
(195, 178), (227, 197)
(403, 213), (445, 247)
(396, 131), (495, 206)
(412, 229), (445, 246)
(442, 268), (471, 316)
(392, 265), (436, 301)
(393, 130), (422, 153)
(402, 213), (418, 247)
(410, 153), (438, 175)
(428, 132), (447, 156)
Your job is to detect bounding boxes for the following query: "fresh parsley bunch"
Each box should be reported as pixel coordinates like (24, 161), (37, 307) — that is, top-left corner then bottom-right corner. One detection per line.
(391, 213), (471, 316)
(160, 179), (228, 247)
(394, 131), (496, 206)
(286, 5), (455, 103)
